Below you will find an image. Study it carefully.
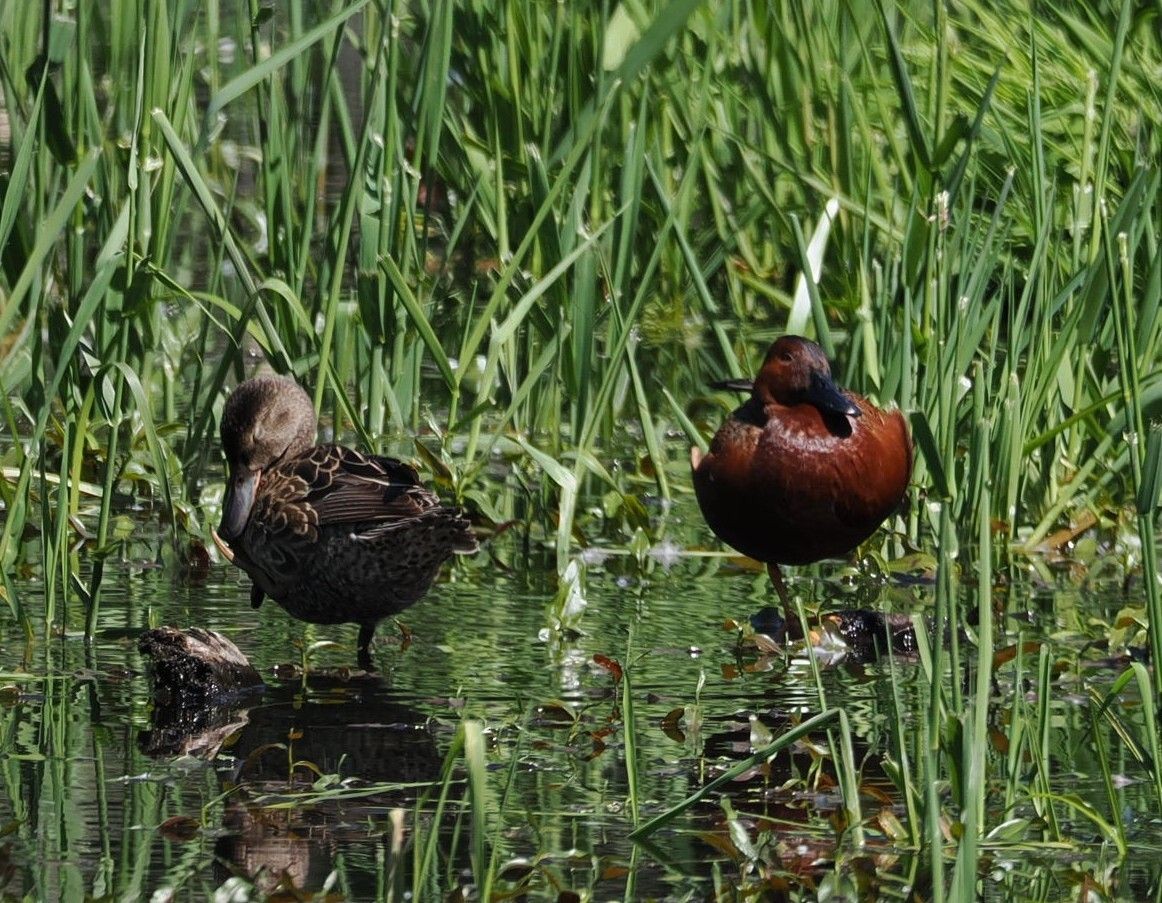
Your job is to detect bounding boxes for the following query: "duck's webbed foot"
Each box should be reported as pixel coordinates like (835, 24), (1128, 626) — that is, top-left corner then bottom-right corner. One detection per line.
(250, 586), (264, 609)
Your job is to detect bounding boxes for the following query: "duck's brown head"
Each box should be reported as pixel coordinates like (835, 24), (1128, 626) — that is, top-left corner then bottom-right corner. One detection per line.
(751, 335), (860, 416)
(219, 375), (316, 541)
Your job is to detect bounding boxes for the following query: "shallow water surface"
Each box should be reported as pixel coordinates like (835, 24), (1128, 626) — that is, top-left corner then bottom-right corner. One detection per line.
(0, 493), (1157, 900)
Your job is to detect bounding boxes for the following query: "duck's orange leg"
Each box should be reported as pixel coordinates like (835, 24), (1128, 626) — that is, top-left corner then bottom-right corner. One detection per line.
(211, 527), (234, 562)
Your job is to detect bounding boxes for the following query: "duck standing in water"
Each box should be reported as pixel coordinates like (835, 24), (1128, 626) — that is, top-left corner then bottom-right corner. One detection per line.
(691, 335), (911, 631)
(215, 375), (477, 670)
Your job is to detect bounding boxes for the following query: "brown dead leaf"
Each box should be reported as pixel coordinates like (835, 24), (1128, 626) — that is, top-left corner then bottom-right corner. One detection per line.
(876, 808), (908, 841)
(660, 707), (686, 743)
(593, 654), (623, 683)
(992, 641), (1042, 669)
(1023, 510), (1098, 556)
(159, 815), (200, 843)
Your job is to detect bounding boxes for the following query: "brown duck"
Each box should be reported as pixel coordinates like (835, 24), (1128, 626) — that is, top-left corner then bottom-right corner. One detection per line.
(215, 375), (477, 669)
(691, 336), (911, 628)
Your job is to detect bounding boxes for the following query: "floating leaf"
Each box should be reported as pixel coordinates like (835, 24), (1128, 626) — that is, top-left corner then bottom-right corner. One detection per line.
(660, 707), (686, 744)
(413, 440), (454, 483)
(536, 703), (576, 726)
(396, 620), (414, 652)
(861, 783), (894, 805)
(992, 641), (1043, 669)
(593, 654), (623, 683)
(498, 859), (534, 882)
(159, 815), (200, 843)
(696, 830), (740, 860)
(748, 714), (773, 749)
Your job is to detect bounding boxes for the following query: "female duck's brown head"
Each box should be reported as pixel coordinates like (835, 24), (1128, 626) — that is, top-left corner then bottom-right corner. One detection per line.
(219, 376), (316, 542)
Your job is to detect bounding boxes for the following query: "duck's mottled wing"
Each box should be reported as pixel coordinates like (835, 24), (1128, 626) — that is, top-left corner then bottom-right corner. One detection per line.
(248, 468), (319, 540)
(285, 445), (440, 528)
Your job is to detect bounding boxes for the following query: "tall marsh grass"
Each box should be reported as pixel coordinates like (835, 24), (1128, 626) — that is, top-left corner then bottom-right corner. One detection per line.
(0, 0), (1159, 897)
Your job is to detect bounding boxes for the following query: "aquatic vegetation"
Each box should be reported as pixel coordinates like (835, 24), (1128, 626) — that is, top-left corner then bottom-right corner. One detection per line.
(0, 0), (1158, 899)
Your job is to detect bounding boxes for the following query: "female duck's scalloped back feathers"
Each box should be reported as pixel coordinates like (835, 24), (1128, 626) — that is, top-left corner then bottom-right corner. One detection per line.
(691, 336), (911, 612)
(218, 375), (477, 669)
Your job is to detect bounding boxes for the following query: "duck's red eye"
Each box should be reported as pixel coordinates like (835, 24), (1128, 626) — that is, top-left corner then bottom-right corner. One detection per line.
(779, 352), (793, 362)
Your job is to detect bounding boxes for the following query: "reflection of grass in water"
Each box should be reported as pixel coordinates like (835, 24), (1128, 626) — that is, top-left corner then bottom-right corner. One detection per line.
(0, 0), (1159, 898)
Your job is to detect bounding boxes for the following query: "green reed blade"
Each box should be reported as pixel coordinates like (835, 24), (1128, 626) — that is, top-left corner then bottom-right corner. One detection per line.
(622, 631), (640, 827)
(458, 90), (618, 372)
(476, 214), (619, 412)
(200, 0), (369, 144)
(461, 719), (491, 898)
(1140, 426), (1162, 516)
(629, 709), (840, 841)
(0, 147), (100, 341)
(379, 254), (456, 390)
(873, 0), (930, 171)
(151, 108), (297, 374)
(516, 438), (577, 575)
(625, 340), (669, 499)
(0, 73), (45, 257)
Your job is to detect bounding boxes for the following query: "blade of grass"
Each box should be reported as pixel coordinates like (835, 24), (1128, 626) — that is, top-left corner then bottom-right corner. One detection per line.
(629, 709), (841, 841)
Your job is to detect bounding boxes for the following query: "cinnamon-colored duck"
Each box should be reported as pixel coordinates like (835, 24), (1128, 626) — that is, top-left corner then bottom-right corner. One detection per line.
(215, 375), (477, 670)
(691, 336), (911, 627)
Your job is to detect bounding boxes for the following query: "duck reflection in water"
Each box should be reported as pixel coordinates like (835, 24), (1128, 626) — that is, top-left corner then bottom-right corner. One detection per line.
(138, 627), (439, 899)
(691, 335), (912, 633)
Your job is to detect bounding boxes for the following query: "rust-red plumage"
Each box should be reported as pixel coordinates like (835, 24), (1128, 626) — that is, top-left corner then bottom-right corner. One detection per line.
(691, 335), (912, 623)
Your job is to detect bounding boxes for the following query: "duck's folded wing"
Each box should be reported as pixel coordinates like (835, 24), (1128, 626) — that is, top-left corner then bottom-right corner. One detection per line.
(281, 445), (440, 528)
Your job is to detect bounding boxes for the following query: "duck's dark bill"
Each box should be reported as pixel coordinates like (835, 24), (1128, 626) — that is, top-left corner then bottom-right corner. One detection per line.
(807, 370), (861, 417)
(219, 470), (259, 541)
(709, 378), (754, 392)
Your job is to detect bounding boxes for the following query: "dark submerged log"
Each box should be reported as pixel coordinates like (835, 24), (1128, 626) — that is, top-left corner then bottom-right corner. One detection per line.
(137, 627), (440, 780)
(748, 606), (921, 662)
(138, 627), (265, 758)
(139, 626), (264, 701)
